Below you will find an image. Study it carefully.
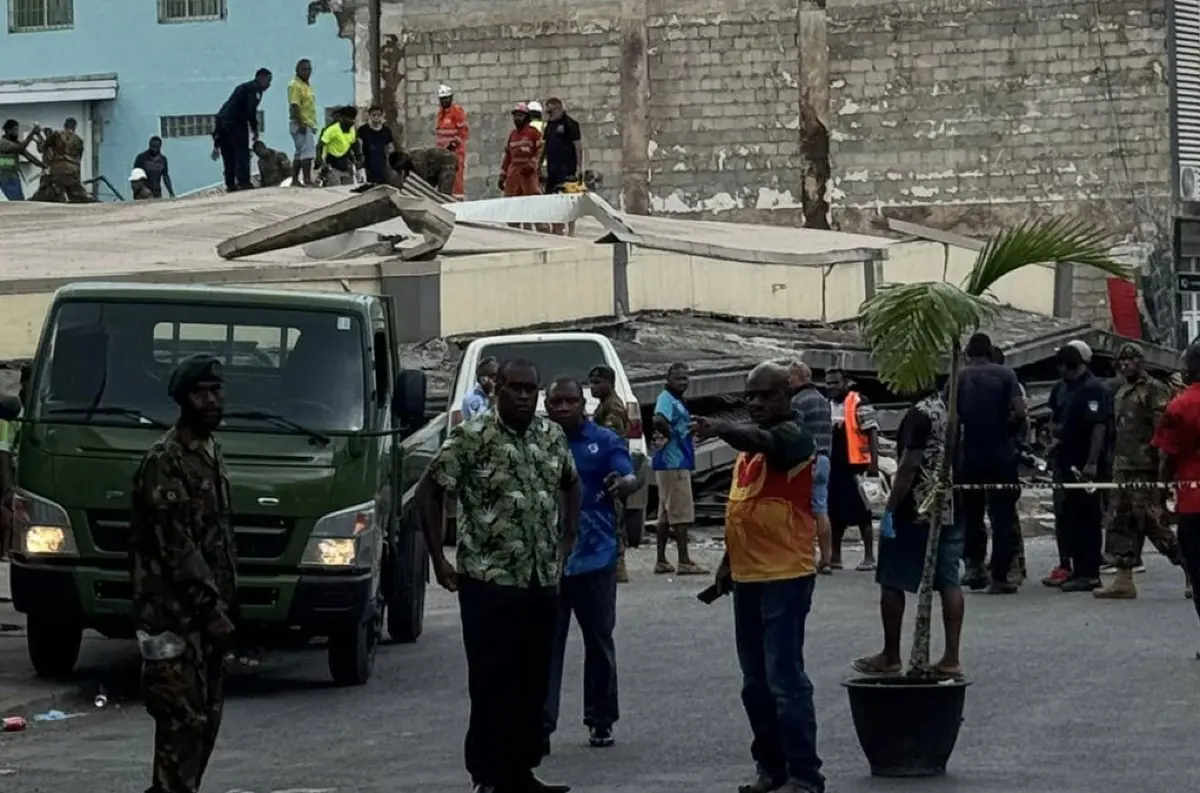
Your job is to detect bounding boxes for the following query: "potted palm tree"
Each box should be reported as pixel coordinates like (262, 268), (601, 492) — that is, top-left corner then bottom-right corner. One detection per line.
(843, 217), (1130, 777)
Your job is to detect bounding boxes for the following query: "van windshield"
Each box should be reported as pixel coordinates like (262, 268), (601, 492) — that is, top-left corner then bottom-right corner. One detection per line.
(477, 339), (609, 387)
(32, 300), (369, 433)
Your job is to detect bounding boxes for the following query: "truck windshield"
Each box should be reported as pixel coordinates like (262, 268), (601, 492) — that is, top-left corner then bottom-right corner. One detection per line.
(32, 300), (369, 433)
(477, 340), (608, 388)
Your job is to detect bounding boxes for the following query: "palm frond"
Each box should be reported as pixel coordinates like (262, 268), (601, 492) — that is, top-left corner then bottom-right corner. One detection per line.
(964, 217), (1131, 297)
(859, 282), (996, 394)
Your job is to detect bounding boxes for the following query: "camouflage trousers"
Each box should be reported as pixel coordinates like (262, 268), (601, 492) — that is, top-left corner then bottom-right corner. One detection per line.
(1104, 474), (1182, 570)
(143, 633), (226, 793)
(29, 171), (92, 203)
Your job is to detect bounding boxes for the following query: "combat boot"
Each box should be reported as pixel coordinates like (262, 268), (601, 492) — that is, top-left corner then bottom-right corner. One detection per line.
(1093, 569), (1137, 599)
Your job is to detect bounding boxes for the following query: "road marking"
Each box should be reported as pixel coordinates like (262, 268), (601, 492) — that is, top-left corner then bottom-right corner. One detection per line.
(225, 789), (335, 793)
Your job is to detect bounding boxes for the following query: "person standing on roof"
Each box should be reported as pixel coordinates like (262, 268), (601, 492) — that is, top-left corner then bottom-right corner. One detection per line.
(1094, 342), (1186, 599)
(435, 84), (469, 199)
(213, 68), (271, 192)
(824, 368), (879, 572)
(460, 357), (499, 422)
(316, 106), (360, 186)
(590, 365), (632, 584)
(787, 361), (833, 573)
(651, 363), (708, 577)
(542, 98), (584, 236)
(1, 119), (42, 201)
(287, 59), (318, 187)
(500, 102), (543, 198)
(358, 104), (395, 186)
(528, 101), (547, 136)
(132, 136), (175, 199)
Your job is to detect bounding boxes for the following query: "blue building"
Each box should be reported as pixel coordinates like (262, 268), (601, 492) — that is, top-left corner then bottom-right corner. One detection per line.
(0, 0), (353, 198)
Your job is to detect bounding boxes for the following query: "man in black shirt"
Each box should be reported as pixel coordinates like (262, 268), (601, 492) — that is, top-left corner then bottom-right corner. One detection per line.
(1051, 344), (1113, 592)
(213, 68), (271, 191)
(956, 333), (1026, 594)
(357, 104), (395, 186)
(542, 98), (582, 193)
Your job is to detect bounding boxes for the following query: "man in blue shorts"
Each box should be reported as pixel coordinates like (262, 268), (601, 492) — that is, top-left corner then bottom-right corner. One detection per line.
(788, 360), (833, 572)
(853, 387), (965, 680)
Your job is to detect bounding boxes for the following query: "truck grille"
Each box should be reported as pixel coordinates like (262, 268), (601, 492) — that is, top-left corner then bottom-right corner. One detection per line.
(86, 510), (295, 560)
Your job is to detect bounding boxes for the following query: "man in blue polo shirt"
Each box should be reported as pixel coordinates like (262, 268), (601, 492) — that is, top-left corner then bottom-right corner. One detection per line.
(543, 376), (638, 753)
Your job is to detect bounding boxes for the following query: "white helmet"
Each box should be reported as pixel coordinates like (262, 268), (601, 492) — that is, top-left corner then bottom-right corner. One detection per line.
(527, 100), (543, 114)
(129, 167), (147, 182)
(1066, 339), (1093, 362)
(436, 84), (453, 99)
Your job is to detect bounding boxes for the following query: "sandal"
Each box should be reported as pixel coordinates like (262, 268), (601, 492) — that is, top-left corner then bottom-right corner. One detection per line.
(931, 664), (965, 681)
(817, 563), (833, 575)
(654, 561), (676, 575)
(855, 560), (877, 572)
(852, 655), (902, 677)
(676, 561), (710, 576)
(830, 561), (844, 570)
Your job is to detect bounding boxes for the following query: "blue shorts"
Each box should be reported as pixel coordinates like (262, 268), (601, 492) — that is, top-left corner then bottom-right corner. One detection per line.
(810, 452), (830, 517)
(290, 122), (316, 160)
(876, 519), (963, 594)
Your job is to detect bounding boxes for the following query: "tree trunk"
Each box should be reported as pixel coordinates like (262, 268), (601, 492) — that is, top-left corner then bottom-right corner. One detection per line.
(907, 341), (962, 678)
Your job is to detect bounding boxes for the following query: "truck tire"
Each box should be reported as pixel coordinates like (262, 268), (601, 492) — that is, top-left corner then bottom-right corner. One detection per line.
(624, 508), (646, 548)
(27, 615), (83, 679)
(328, 605), (379, 687)
(387, 527), (427, 643)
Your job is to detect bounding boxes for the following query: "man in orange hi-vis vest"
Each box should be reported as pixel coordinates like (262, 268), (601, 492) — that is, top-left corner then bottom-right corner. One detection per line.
(825, 368), (881, 573)
(434, 84), (468, 199)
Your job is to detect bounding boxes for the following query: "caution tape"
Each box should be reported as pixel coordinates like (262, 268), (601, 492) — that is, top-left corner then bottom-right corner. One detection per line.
(949, 480), (1200, 492)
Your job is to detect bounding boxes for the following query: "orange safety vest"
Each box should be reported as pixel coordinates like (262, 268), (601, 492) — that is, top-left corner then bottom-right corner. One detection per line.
(843, 391), (871, 465)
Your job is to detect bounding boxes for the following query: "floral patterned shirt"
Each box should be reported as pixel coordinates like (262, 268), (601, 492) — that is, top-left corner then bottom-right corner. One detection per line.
(426, 411), (577, 587)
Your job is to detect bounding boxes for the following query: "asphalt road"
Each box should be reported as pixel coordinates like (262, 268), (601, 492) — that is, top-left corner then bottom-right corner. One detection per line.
(2, 537), (1199, 793)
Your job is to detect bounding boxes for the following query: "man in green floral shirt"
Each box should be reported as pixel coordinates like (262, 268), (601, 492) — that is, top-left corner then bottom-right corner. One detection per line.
(418, 357), (580, 793)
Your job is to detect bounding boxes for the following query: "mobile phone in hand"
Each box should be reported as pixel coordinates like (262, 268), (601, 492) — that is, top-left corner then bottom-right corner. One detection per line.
(697, 581), (729, 605)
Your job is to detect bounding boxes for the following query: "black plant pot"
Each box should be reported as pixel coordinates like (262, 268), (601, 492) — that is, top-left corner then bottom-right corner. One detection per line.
(843, 676), (970, 777)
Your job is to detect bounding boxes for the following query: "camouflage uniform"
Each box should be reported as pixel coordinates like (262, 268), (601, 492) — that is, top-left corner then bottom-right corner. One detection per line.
(1105, 344), (1182, 571)
(407, 147), (458, 195)
(131, 356), (236, 793)
(256, 148), (292, 187)
(594, 394), (630, 580)
(30, 129), (93, 203)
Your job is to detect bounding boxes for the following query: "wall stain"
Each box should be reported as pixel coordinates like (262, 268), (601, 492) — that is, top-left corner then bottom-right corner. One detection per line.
(380, 32), (405, 136)
(799, 99), (831, 230)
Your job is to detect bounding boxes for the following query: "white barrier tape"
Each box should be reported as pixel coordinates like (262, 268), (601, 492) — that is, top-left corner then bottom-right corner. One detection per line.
(951, 480), (1199, 492)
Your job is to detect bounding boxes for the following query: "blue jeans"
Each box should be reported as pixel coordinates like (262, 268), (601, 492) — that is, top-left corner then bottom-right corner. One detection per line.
(543, 566), (619, 735)
(0, 175), (24, 201)
(733, 576), (824, 792)
(810, 453), (830, 517)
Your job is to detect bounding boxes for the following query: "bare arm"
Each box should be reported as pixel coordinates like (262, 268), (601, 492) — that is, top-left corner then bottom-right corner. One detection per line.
(885, 448), (924, 512)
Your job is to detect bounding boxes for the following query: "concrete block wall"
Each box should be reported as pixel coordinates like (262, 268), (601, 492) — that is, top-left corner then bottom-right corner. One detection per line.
(827, 0), (1172, 240)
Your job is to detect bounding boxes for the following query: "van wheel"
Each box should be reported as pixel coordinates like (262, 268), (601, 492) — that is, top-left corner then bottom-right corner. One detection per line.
(328, 607), (378, 686)
(624, 509), (646, 548)
(27, 615), (82, 679)
(387, 529), (427, 643)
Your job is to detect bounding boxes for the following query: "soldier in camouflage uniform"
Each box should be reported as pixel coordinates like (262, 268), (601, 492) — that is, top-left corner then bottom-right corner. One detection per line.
(131, 354), (237, 793)
(1095, 343), (1185, 599)
(388, 147), (458, 195)
(590, 365), (631, 583)
(252, 141), (292, 187)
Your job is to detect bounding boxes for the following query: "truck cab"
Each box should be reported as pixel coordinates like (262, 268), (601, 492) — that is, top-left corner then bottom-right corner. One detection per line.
(10, 283), (431, 686)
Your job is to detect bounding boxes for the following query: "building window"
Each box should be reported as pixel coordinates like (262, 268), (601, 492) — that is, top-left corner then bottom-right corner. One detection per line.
(1182, 257), (1200, 345)
(8, 0), (74, 32)
(159, 113), (265, 139)
(157, 0), (225, 23)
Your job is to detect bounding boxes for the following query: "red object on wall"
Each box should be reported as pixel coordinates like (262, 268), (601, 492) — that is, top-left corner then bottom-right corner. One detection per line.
(1106, 277), (1142, 339)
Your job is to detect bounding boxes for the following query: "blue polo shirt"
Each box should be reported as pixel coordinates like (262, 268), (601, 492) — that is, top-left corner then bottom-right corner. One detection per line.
(565, 420), (634, 576)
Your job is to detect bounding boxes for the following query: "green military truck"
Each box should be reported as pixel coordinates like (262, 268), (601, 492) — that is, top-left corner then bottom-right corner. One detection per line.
(9, 283), (440, 686)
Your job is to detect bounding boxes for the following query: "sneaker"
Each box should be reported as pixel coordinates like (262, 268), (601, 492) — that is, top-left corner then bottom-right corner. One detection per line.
(1060, 577), (1101, 592)
(588, 725), (614, 747)
(1042, 566), (1071, 587)
(738, 775), (786, 793)
(1100, 564), (1117, 575)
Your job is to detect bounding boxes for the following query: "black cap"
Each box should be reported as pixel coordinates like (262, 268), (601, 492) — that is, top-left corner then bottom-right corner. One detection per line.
(168, 354), (223, 404)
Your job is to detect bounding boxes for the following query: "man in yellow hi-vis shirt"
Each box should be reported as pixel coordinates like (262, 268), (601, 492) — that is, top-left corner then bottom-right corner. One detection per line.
(288, 58), (318, 186)
(316, 106), (360, 187)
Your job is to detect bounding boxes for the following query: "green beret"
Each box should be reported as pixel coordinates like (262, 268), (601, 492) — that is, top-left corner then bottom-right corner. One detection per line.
(168, 354), (224, 403)
(1116, 342), (1144, 361)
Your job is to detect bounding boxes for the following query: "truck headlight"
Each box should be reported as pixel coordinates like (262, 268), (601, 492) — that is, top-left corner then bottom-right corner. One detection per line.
(13, 489), (78, 557)
(300, 501), (377, 570)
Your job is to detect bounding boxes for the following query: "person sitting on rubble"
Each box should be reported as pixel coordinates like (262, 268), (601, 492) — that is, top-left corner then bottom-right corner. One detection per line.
(315, 106), (359, 187)
(253, 140), (292, 187)
(129, 167), (155, 201)
(387, 147), (457, 196)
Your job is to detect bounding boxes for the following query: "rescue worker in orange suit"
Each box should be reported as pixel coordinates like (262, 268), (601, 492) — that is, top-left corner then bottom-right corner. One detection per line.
(435, 84), (469, 200)
(500, 102), (542, 198)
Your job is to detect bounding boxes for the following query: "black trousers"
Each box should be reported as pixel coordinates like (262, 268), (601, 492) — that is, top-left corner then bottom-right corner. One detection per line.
(459, 575), (558, 788)
(959, 461), (1020, 581)
(1179, 515), (1200, 628)
(217, 125), (252, 190)
(543, 566), (619, 736)
(1060, 489), (1104, 579)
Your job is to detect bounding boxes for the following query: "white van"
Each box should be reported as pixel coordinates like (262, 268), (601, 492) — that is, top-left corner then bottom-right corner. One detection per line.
(445, 331), (651, 545)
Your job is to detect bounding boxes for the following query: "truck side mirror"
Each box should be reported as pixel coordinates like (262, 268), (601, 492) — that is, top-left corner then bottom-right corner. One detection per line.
(0, 395), (21, 422)
(392, 369), (427, 427)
